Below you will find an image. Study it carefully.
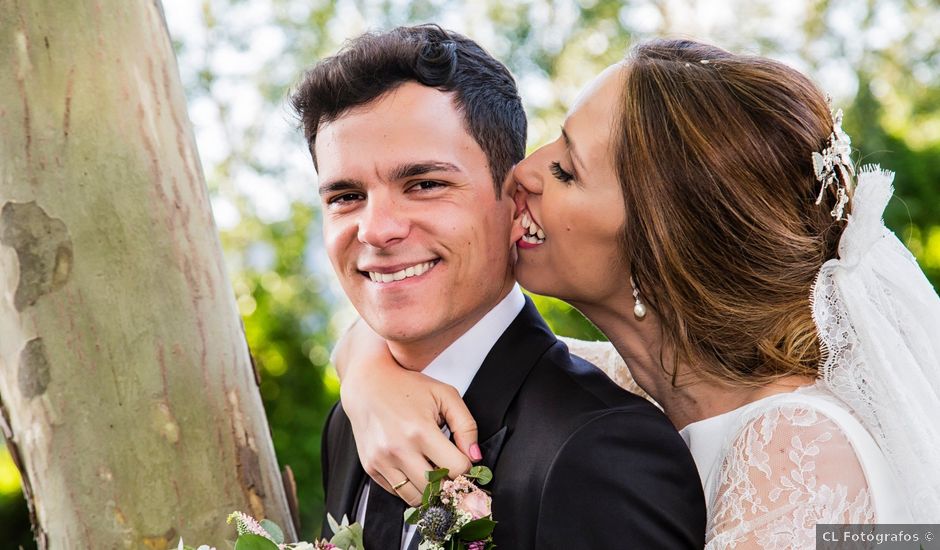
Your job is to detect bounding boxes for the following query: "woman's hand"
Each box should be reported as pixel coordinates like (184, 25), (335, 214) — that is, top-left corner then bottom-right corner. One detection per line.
(333, 318), (482, 506)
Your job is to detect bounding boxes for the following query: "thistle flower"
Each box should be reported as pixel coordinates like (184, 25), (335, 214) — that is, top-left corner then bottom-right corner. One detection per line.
(419, 505), (456, 541)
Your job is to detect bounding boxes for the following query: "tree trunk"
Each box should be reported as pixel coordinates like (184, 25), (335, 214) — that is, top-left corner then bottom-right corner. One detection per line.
(0, 1), (298, 547)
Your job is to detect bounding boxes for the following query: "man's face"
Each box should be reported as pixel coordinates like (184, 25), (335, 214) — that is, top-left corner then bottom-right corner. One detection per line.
(316, 83), (517, 346)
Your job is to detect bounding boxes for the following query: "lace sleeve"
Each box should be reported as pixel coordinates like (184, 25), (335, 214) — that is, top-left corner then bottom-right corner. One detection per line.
(707, 405), (876, 549)
(557, 337), (652, 402)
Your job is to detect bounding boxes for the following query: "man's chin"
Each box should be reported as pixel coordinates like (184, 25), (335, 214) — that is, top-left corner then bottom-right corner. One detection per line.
(361, 309), (441, 343)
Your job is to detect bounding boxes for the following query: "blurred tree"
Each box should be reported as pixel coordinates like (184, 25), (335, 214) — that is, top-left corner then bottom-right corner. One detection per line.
(0, 1), (295, 547)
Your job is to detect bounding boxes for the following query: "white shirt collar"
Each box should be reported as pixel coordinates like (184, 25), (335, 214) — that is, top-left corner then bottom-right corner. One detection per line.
(420, 284), (525, 397)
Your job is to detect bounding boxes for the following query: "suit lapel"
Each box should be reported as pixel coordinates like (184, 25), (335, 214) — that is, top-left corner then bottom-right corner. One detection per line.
(325, 406), (368, 529)
(476, 426), (508, 471)
(461, 297), (556, 466)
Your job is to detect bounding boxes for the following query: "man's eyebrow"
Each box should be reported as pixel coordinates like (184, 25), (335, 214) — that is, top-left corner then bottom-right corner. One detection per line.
(560, 127), (587, 173)
(389, 161), (462, 181)
(318, 179), (363, 197)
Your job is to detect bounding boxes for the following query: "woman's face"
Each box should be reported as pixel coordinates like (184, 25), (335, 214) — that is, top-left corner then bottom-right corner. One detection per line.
(513, 63), (629, 306)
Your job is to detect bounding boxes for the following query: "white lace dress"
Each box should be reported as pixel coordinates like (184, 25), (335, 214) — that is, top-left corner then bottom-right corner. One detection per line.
(561, 339), (914, 549)
(682, 383), (912, 549)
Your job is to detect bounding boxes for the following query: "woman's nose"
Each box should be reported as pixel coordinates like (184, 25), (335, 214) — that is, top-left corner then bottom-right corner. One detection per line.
(512, 149), (547, 196)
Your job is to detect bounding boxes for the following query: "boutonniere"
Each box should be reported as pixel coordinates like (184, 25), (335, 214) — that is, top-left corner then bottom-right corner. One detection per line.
(405, 466), (496, 550)
(175, 468), (495, 550)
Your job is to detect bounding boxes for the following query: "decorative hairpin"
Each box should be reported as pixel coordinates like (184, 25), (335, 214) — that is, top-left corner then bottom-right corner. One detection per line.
(812, 104), (855, 220)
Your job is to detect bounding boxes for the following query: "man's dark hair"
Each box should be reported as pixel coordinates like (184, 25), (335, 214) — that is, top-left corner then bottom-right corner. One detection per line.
(290, 24), (526, 196)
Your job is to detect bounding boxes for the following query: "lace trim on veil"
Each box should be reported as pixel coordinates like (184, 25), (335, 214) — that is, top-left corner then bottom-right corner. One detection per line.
(810, 166), (940, 519)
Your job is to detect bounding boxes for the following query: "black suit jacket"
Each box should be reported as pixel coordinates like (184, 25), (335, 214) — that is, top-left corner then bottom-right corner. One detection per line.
(321, 298), (706, 549)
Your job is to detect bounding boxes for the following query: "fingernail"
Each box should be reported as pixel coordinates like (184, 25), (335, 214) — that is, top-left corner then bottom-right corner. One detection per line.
(470, 443), (483, 462)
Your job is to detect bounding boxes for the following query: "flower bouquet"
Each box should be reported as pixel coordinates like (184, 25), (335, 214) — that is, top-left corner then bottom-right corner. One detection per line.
(405, 465), (496, 550)
(177, 465), (495, 550)
(177, 512), (363, 550)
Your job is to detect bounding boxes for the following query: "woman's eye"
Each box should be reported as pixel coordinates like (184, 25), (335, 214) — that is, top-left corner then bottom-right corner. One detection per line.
(550, 161), (575, 183)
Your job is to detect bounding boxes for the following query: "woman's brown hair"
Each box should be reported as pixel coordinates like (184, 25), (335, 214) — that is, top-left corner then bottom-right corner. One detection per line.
(616, 39), (848, 387)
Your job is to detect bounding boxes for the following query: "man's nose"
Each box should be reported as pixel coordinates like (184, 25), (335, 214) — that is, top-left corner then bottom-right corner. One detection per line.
(357, 195), (410, 248)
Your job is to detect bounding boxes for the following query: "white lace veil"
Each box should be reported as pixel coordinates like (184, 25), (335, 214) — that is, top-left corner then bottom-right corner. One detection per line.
(812, 166), (940, 521)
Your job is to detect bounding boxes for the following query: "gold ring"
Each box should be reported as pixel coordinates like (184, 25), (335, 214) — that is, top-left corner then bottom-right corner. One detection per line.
(392, 479), (409, 491)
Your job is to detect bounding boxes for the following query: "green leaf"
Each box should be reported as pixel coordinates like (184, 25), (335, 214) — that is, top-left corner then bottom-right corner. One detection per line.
(233, 534), (279, 550)
(421, 481), (433, 506)
(458, 518), (496, 540)
(327, 514), (342, 535)
(426, 468), (450, 483)
(404, 507), (420, 525)
(330, 521), (365, 549)
(467, 466), (493, 486)
(259, 520), (284, 545)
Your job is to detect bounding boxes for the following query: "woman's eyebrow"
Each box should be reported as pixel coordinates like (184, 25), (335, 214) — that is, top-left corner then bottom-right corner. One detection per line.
(561, 127), (587, 173)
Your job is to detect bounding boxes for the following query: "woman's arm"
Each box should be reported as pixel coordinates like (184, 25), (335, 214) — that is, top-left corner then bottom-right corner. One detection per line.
(332, 318), (481, 506)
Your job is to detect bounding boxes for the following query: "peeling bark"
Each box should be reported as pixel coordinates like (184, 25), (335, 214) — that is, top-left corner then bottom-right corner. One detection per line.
(0, 1), (296, 547)
(0, 201), (73, 311)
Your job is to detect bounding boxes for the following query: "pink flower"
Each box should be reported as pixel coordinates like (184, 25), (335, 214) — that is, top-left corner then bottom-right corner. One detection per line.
(456, 487), (491, 520)
(226, 512), (274, 540)
(468, 542), (486, 550)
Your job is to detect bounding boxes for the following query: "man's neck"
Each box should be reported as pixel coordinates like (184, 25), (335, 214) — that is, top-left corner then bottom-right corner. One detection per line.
(388, 278), (516, 372)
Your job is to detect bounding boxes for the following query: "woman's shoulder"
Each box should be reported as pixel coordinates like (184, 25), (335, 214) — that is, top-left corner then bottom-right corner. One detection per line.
(704, 384), (911, 548)
(716, 384), (891, 504)
(727, 384), (879, 457)
(706, 388), (878, 548)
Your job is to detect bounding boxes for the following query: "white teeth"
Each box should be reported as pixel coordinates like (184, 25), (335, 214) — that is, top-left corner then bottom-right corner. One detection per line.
(521, 233), (545, 244)
(368, 261), (436, 284)
(521, 210), (545, 239)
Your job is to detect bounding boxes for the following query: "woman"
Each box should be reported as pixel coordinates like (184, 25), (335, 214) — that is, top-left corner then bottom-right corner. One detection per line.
(333, 39), (940, 547)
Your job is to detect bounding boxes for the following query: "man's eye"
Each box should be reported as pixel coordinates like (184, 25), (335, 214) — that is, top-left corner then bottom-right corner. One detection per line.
(328, 193), (363, 206)
(550, 161), (575, 183)
(410, 180), (446, 192)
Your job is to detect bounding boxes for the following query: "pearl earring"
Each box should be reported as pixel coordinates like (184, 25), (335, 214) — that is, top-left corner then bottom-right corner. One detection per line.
(631, 276), (647, 319)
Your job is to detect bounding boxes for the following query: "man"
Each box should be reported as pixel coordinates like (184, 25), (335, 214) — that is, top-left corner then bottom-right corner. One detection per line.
(291, 25), (705, 549)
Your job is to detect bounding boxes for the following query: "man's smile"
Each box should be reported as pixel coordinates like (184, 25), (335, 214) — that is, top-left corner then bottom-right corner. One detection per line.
(360, 259), (441, 283)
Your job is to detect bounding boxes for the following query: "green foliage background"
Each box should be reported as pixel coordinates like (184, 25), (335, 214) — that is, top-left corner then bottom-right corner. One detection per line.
(1, 0), (938, 546)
